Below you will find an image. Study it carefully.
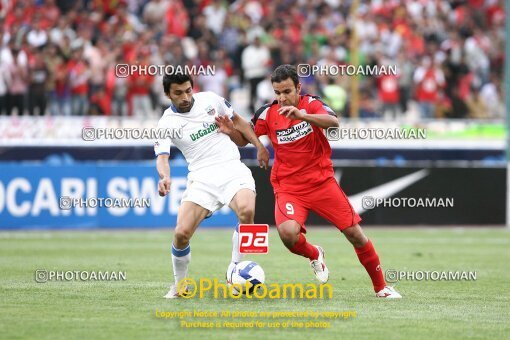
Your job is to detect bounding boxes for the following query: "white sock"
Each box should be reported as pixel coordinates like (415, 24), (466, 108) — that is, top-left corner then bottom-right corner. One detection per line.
(231, 226), (244, 264)
(172, 244), (191, 286)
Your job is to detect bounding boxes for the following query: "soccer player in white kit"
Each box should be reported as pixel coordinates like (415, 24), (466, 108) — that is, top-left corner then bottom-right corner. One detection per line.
(155, 73), (269, 298)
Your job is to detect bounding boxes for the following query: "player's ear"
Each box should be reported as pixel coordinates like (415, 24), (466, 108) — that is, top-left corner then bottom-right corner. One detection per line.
(296, 82), (302, 94)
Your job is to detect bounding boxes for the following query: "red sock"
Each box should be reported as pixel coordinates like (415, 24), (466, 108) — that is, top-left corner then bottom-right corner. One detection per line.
(355, 239), (386, 292)
(289, 234), (319, 261)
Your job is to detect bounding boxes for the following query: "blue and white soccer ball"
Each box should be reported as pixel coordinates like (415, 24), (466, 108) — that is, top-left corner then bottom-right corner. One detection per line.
(226, 261), (265, 295)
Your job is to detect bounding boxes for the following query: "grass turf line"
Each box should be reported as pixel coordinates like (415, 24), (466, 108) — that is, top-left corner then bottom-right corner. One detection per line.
(0, 228), (509, 339)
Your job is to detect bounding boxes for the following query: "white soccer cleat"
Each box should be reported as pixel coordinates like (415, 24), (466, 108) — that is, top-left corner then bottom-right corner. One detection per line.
(310, 245), (329, 284)
(164, 284), (189, 299)
(376, 286), (402, 298)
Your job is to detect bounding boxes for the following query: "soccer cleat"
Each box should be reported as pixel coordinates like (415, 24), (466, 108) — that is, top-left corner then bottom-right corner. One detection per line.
(163, 284), (189, 299)
(310, 245), (329, 284)
(376, 286), (402, 298)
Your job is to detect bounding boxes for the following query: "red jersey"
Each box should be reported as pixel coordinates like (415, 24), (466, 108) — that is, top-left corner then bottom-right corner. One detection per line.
(252, 95), (336, 194)
(377, 74), (399, 104)
(415, 68), (444, 103)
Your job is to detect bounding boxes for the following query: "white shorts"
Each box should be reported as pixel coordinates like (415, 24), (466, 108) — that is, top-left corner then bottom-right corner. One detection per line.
(181, 160), (256, 214)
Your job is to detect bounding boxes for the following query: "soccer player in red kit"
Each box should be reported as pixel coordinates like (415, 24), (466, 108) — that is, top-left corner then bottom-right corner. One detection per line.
(216, 65), (401, 298)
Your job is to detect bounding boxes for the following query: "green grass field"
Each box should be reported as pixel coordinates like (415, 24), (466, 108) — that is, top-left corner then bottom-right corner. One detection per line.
(1, 228), (509, 339)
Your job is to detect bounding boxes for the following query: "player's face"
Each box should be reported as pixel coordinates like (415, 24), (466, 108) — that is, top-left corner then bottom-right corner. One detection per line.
(272, 78), (301, 107)
(168, 82), (193, 112)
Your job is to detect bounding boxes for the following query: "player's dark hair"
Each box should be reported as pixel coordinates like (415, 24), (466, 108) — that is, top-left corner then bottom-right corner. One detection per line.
(162, 72), (194, 94)
(271, 64), (299, 88)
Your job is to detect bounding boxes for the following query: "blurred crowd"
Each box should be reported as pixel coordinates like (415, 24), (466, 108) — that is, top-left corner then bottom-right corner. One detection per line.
(0, 0), (505, 119)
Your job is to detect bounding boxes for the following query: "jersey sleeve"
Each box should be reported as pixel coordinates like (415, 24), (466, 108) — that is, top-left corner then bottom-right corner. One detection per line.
(253, 118), (268, 136)
(251, 104), (272, 137)
(215, 94), (234, 119)
(307, 96), (337, 117)
(154, 118), (172, 157)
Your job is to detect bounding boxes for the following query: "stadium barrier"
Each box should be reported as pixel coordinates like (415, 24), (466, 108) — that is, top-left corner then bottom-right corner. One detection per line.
(252, 166), (505, 226)
(0, 162), (236, 229)
(0, 163), (504, 229)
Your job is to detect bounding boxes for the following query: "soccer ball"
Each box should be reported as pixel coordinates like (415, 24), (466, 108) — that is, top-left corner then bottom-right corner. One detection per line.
(226, 261), (265, 295)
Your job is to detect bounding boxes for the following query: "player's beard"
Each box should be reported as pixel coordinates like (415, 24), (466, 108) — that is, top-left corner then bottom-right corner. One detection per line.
(178, 98), (194, 112)
(180, 102), (191, 111)
(279, 94), (299, 107)
(279, 99), (298, 107)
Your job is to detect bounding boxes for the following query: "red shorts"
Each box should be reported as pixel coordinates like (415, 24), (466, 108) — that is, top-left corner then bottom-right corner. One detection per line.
(274, 177), (361, 233)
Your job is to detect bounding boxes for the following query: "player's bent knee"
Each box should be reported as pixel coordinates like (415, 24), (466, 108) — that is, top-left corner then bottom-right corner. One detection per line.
(174, 227), (193, 246)
(343, 224), (368, 248)
(277, 221), (300, 246)
(237, 205), (255, 224)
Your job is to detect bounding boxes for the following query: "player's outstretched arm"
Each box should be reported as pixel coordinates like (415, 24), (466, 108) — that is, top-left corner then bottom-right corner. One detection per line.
(231, 112), (269, 169)
(231, 112), (264, 148)
(301, 113), (339, 129)
(215, 115), (249, 147)
(156, 154), (171, 197)
(215, 113), (270, 169)
(278, 106), (339, 129)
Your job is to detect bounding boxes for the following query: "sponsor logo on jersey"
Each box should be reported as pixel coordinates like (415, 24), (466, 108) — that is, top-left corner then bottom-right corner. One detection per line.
(206, 105), (216, 116)
(190, 123), (218, 141)
(275, 121), (313, 144)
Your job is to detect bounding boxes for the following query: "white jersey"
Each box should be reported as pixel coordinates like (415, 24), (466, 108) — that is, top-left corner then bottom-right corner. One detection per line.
(154, 91), (241, 173)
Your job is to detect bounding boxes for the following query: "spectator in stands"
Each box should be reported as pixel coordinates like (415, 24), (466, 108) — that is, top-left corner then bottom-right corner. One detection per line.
(165, 0), (189, 38)
(0, 63), (8, 115)
(466, 86), (487, 119)
(26, 19), (48, 49)
(0, 0), (504, 120)
(143, 0), (170, 29)
(49, 16), (75, 45)
(7, 48), (29, 115)
(28, 50), (48, 115)
(197, 58), (228, 98)
(321, 77), (347, 116)
(218, 16), (240, 63)
(90, 86), (111, 115)
(413, 57), (445, 119)
(479, 72), (504, 118)
(204, 0), (227, 36)
(109, 56), (128, 117)
(241, 36), (270, 112)
(396, 50), (414, 114)
(377, 70), (401, 120)
(255, 77), (274, 109)
(358, 88), (379, 119)
(85, 38), (109, 96)
(69, 49), (90, 116)
(48, 53), (70, 116)
(40, 0), (60, 28)
(128, 51), (154, 118)
(0, 30), (9, 115)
